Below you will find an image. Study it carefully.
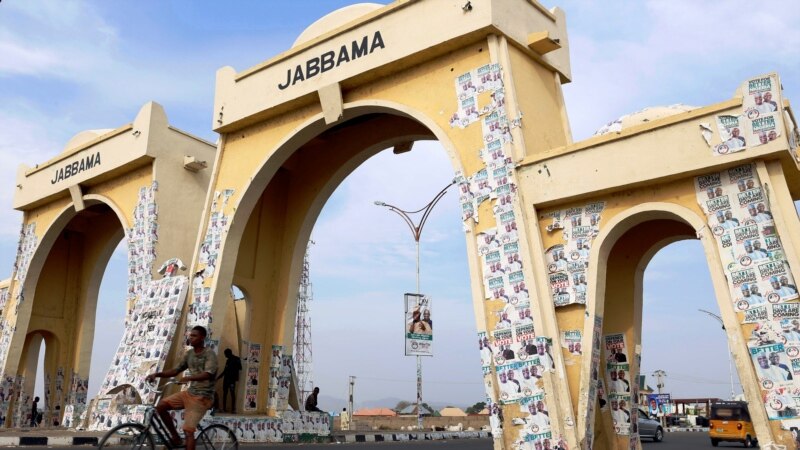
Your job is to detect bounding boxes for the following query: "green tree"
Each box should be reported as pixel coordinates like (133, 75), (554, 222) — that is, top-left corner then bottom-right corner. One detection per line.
(421, 402), (439, 416)
(466, 401), (487, 414)
(394, 400), (412, 412)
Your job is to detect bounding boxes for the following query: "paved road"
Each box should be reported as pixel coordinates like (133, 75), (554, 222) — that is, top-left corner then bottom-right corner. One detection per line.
(643, 431), (715, 450)
(6, 432), (722, 449)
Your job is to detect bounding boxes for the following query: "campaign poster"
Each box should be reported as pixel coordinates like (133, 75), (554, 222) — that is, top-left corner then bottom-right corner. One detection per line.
(742, 74), (783, 147)
(609, 393), (632, 435)
(646, 393), (671, 417)
(713, 115), (747, 155)
(518, 393), (551, 434)
(561, 329), (583, 355)
(605, 333), (629, 364)
(249, 343), (262, 366)
(764, 387), (800, 420)
(750, 343), (793, 389)
(405, 293), (433, 357)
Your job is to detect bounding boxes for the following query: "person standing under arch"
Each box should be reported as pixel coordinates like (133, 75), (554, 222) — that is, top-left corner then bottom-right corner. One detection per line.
(217, 348), (242, 413)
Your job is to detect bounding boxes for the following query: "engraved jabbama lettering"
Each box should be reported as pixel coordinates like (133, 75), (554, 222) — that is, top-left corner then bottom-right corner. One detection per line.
(51, 152), (101, 184)
(278, 31), (385, 90)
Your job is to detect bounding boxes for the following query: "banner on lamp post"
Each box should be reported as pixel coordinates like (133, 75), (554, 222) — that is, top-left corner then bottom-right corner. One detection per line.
(405, 293), (433, 356)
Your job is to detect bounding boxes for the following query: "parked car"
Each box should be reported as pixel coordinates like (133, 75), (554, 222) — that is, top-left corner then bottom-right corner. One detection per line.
(665, 414), (685, 426)
(637, 409), (664, 442)
(709, 401), (757, 448)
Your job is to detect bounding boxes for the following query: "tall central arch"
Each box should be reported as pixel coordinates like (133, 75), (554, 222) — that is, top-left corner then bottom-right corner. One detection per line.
(189, 2), (576, 449)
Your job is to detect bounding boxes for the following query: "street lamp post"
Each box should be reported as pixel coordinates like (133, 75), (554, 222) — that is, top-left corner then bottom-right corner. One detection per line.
(699, 309), (736, 400)
(652, 369), (668, 427)
(375, 181), (453, 431)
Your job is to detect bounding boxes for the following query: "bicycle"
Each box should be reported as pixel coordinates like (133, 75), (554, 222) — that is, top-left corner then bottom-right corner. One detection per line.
(98, 380), (238, 450)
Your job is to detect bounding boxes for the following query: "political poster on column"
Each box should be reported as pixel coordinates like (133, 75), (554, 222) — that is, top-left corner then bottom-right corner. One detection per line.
(405, 294), (433, 357)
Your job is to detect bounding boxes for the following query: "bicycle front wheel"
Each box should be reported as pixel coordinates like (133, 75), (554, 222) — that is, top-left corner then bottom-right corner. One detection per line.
(197, 424), (239, 450)
(98, 423), (155, 450)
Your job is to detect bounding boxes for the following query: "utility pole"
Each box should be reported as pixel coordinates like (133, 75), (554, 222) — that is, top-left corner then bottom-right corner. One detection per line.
(342, 376), (355, 431)
(653, 369), (667, 427)
(348, 376), (355, 420)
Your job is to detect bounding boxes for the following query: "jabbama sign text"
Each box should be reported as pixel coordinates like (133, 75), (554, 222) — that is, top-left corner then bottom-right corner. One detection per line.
(278, 31), (385, 90)
(51, 152), (101, 185)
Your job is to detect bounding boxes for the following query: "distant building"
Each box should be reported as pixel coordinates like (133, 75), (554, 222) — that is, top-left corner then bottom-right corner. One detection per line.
(439, 407), (467, 417)
(353, 408), (397, 417)
(398, 404), (434, 417)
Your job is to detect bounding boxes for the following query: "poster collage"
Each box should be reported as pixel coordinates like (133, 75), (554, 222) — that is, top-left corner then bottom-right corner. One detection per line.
(543, 202), (605, 308)
(694, 163), (800, 426)
(601, 333), (636, 437)
(583, 316), (604, 447)
(189, 189), (235, 337)
(98, 274), (189, 402)
(712, 75), (784, 157)
(0, 223), (39, 374)
(0, 221), (39, 425)
(127, 184), (159, 301)
(38, 368), (68, 427)
(266, 345), (293, 412)
(449, 62), (567, 450)
(241, 342), (262, 412)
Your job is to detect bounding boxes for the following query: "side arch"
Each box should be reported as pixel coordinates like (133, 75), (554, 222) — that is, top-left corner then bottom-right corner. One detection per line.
(575, 201), (775, 446)
(3, 197), (129, 427)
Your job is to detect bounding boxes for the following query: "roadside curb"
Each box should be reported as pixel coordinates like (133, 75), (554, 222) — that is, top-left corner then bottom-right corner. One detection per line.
(666, 427), (709, 432)
(332, 430), (491, 443)
(0, 436), (99, 446)
(0, 431), (491, 446)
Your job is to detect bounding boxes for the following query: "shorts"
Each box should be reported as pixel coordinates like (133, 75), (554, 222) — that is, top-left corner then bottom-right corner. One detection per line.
(160, 391), (213, 433)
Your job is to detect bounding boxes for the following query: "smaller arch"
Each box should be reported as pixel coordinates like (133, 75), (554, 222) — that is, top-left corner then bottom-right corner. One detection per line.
(577, 200), (774, 446)
(592, 202), (706, 264)
(577, 202), (712, 440)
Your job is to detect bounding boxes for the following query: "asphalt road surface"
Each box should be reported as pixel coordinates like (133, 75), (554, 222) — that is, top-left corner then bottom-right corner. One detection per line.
(642, 431), (719, 450)
(6, 433), (722, 449)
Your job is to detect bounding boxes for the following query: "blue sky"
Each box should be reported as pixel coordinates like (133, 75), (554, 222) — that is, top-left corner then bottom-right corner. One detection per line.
(2, 1), (799, 409)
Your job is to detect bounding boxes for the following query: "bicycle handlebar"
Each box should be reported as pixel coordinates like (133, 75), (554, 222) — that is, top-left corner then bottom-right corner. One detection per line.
(148, 378), (187, 395)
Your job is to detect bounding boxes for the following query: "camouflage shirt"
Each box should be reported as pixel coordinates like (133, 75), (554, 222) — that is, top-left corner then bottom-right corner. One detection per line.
(176, 347), (218, 398)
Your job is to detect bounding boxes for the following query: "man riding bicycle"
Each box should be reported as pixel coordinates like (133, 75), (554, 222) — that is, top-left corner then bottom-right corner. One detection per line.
(146, 326), (218, 450)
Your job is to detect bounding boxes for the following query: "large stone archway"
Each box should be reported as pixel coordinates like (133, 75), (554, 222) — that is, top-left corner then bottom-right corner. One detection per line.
(186, 1), (800, 449)
(0, 103), (215, 428)
(0, 1), (798, 449)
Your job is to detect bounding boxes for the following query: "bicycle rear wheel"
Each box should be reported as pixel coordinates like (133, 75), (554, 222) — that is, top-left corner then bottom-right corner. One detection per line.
(197, 424), (238, 450)
(98, 423), (155, 450)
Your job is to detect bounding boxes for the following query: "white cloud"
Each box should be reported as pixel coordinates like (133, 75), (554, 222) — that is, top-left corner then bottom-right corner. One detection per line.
(0, 1), (118, 77)
(0, 109), (63, 237)
(560, 0), (800, 139)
